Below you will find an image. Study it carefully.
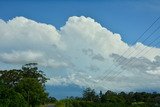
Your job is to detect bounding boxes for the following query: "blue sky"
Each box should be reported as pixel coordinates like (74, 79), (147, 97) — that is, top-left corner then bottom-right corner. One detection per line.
(0, 0), (160, 99)
(0, 0), (160, 45)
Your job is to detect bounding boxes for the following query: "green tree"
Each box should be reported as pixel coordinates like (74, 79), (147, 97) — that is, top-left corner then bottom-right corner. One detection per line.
(83, 87), (97, 102)
(0, 69), (22, 88)
(21, 63), (48, 86)
(101, 90), (120, 103)
(0, 82), (27, 107)
(0, 63), (49, 107)
(47, 96), (57, 103)
(15, 78), (47, 107)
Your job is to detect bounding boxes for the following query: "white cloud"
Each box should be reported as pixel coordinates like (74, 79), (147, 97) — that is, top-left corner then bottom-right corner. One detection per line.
(0, 17), (64, 51)
(0, 50), (43, 64)
(0, 16), (160, 91)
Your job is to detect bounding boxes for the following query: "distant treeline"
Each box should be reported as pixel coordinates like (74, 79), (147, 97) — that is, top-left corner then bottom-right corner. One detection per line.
(56, 88), (160, 107)
(1, 64), (160, 107)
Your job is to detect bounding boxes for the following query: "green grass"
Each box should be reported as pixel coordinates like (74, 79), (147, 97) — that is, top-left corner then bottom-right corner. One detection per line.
(40, 103), (55, 107)
(55, 102), (65, 107)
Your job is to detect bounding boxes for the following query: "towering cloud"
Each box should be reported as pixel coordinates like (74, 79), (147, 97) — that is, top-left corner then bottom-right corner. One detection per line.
(0, 16), (160, 91)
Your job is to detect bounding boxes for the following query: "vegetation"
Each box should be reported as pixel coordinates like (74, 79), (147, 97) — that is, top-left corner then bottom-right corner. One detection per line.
(0, 63), (55, 107)
(55, 88), (160, 107)
(1, 64), (160, 107)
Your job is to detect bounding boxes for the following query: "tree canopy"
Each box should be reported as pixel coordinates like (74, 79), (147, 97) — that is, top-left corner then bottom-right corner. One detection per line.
(59, 87), (160, 107)
(0, 63), (49, 107)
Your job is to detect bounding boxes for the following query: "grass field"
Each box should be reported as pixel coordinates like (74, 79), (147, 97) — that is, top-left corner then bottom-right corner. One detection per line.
(40, 103), (55, 107)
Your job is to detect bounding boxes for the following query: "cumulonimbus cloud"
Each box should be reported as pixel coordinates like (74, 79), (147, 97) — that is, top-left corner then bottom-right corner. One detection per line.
(0, 16), (160, 91)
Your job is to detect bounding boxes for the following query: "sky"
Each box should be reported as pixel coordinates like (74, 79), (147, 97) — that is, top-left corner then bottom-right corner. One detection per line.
(0, 0), (160, 99)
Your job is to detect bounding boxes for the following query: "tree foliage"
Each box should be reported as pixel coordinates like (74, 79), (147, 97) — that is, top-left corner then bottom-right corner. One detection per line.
(59, 87), (160, 107)
(83, 87), (98, 102)
(0, 83), (27, 107)
(15, 78), (47, 107)
(0, 63), (50, 107)
(21, 63), (47, 86)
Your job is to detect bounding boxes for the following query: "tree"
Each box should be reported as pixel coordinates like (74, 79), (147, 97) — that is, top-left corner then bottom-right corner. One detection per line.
(0, 82), (27, 107)
(15, 78), (47, 107)
(21, 63), (48, 86)
(0, 63), (49, 107)
(102, 90), (119, 103)
(83, 87), (97, 102)
(0, 69), (22, 88)
(99, 91), (103, 102)
(47, 96), (57, 103)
